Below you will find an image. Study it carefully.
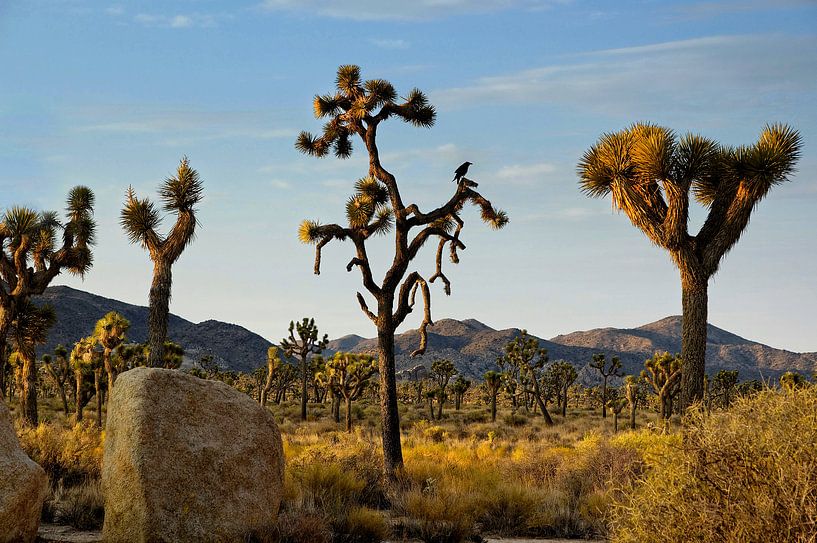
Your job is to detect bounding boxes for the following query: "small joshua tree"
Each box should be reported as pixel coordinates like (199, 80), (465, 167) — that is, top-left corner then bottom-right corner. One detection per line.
(296, 65), (508, 476)
(590, 353), (623, 418)
(9, 301), (56, 425)
(641, 352), (683, 420)
(780, 371), (807, 391)
(579, 123), (802, 408)
(452, 375), (471, 411)
(43, 345), (71, 415)
(607, 391), (628, 432)
(624, 375), (639, 430)
(483, 371), (503, 422)
(93, 311), (130, 393)
(325, 351), (378, 432)
(430, 358), (457, 419)
(548, 360), (577, 417)
(280, 318), (328, 421)
(0, 189), (96, 399)
(498, 330), (554, 425)
(260, 346), (282, 407)
(712, 369), (739, 408)
(121, 157), (203, 368)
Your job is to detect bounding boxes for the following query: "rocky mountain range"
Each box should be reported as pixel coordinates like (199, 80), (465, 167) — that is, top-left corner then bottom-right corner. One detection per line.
(32, 286), (817, 383)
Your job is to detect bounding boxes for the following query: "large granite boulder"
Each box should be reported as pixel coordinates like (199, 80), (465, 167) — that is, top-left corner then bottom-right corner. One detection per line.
(102, 368), (284, 542)
(0, 401), (48, 543)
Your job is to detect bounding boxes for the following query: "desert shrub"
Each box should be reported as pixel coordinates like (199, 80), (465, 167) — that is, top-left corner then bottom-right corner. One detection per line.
(17, 421), (103, 484)
(476, 483), (542, 535)
(331, 507), (391, 543)
(611, 388), (817, 543)
(51, 479), (105, 530)
(393, 489), (477, 543)
(275, 511), (332, 543)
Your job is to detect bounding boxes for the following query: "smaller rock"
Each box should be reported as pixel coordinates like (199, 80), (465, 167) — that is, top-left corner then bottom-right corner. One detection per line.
(0, 401), (48, 543)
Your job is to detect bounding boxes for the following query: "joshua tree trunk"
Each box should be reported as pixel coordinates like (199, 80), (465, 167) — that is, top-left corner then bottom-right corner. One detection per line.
(332, 391), (340, 423)
(680, 275), (708, 409)
(613, 411), (619, 432)
(103, 348), (116, 396)
(345, 396), (353, 432)
(300, 360), (308, 421)
(147, 260), (172, 368)
(490, 393), (497, 422)
(436, 393), (444, 420)
(0, 311), (11, 400)
(376, 306), (404, 476)
(601, 376), (608, 418)
(629, 400), (636, 429)
(75, 368), (83, 422)
(58, 385), (68, 415)
(21, 355), (38, 426)
(530, 373), (554, 425)
(94, 367), (103, 428)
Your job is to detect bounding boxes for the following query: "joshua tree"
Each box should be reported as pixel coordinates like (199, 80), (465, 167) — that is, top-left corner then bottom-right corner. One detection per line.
(120, 157), (203, 368)
(296, 65), (507, 476)
(430, 358), (457, 419)
(452, 376), (471, 410)
(43, 345), (71, 415)
(641, 352), (683, 420)
(93, 311), (130, 394)
(607, 391), (628, 432)
(578, 124), (802, 407)
(483, 371), (503, 422)
(260, 347), (282, 407)
(624, 375), (639, 430)
(711, 369), (739, 408)
(325, 352), (378, 432)
(0, 189), (96, 399)
(548, 361), (577, 417)
(9, 301), (56, 425)
(70, 336), (101, 424)
(590, 353), (622, 418)
(780, 371), (806, 391)
(498, 330), (554, 425)
(280, 318), (328, 421)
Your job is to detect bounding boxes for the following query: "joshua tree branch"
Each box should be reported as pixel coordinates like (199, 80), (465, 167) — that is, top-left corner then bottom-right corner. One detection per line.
(429, 239), (451, 296)
(409, 277), (432, 357)
(356, 292), (377, 323)
(393, 272), (421, 326)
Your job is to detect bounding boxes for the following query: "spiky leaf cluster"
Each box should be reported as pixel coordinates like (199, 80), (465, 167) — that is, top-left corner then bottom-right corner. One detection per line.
(296, 65), (436, 159)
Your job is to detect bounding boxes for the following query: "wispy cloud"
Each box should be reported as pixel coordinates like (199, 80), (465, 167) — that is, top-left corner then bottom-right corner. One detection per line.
(258, 0), (569, 21)
(72, 107), (294, 146)
(133, 12), (224, 29)
(495, 162), (556, 185)
(369, 38), (410, 49)
(671, 0), (814, 20)
(433, 34), (817, 122)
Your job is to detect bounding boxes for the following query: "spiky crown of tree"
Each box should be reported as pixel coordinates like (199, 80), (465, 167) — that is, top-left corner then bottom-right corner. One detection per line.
(10, 301), (56, 356)
(296, 65), (508, 357)
(0, 187), (96, 301)
(281, 317), (329, 356)
(120, 157), (203, 262)
(325, 351), (378, 392)
(500, 330), (548, 370)
(641, 352), (683, 390)
(93, 311), (130, 349)
(578, 123), (801, 278)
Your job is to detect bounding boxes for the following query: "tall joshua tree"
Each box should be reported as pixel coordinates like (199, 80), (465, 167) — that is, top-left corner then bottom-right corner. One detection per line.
(590, 353), (622, 418)
(0, 189), (96, 399)
(296, 65), (508, 476)
(430, 358), (457, 419)
(325, 351), (378, 432)
(121, 157), (203, 368)
(280, 317), (328, 421)
(10, 301), (56, 425)
(578, 123), (801, 407)
(483, 371), (503, 422)
(43, 345), (71, 415)
(94, 311), (130, 393)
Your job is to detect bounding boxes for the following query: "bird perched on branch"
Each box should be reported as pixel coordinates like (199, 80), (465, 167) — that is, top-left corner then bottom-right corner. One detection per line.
(452, 161), (472, 183)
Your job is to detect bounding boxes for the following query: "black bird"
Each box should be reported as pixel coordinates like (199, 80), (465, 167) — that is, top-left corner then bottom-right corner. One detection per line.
(452, 161), (472, 183)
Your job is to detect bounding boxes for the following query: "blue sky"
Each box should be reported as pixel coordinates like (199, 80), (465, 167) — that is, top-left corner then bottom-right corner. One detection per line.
(1, 0), (815, 352)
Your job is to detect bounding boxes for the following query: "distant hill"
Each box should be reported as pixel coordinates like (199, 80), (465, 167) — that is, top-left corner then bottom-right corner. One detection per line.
(32, 286), (816, 382)
(328, 316), (817, 384)
(35, 286), (272, 373)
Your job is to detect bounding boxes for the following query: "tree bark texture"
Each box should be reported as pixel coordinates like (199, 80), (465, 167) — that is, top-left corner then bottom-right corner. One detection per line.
(147, 260), (172, 367)
(377, 312), (404, 477)
(680, 278), (708, 409)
